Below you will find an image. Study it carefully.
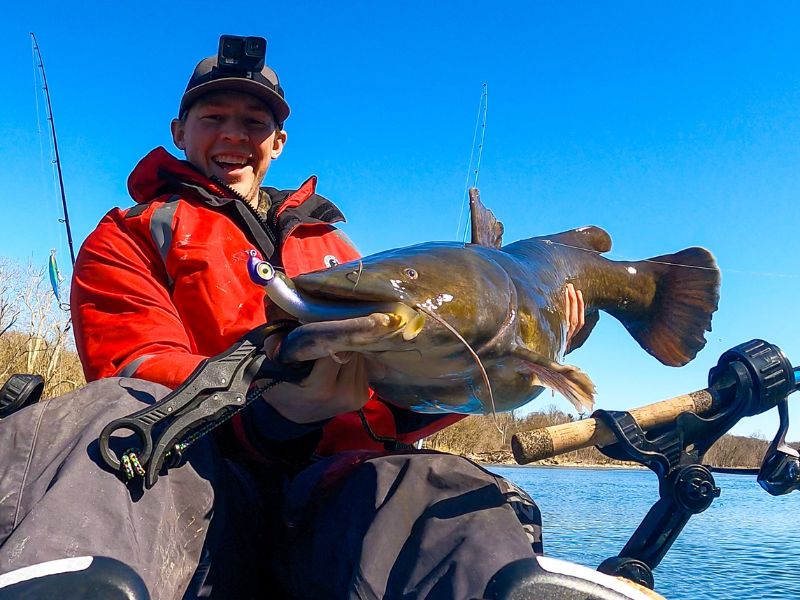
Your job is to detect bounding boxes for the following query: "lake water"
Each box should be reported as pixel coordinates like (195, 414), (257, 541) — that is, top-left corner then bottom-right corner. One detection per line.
(490, 466), (799, 600)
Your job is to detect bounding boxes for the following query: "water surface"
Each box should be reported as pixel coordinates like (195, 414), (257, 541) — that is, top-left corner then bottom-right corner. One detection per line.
(491, 466), (799, 600)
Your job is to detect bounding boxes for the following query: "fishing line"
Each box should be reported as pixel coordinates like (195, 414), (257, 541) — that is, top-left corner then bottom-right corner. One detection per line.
(456, 84), (489, 243)
(31, 41), (60, 251)
(31, 41), (46, 181)
(414, 303), (504, 434)
(472, 85), (488, 191)
(543, 240), (798, 279)
(455, 88), (483, 240)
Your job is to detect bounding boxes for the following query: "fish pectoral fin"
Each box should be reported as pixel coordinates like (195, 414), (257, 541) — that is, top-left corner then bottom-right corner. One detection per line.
(512, 347), (595, 413)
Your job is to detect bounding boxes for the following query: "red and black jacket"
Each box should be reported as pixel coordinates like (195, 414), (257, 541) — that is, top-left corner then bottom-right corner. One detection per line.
(71, 147), (462, 462)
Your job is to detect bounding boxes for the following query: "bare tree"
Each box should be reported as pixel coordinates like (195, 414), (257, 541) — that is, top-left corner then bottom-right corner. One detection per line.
(0, 261), (21, 335)
(0, 258), (84, 399)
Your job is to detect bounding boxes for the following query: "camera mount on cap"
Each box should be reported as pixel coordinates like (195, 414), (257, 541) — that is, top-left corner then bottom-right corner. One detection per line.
(217, 35), (266, 76)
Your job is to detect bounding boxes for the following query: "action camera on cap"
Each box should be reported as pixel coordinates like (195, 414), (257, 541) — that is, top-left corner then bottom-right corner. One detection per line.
(178, 35), (289, 122)
(218, 35), (267, 74)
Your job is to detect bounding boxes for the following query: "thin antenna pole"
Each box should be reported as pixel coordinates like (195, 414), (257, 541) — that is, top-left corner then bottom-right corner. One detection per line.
(30, 32), (76, 266)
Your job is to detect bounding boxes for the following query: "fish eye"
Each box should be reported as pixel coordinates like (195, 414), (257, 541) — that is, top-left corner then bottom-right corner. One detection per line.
(404, 268), (418, 280)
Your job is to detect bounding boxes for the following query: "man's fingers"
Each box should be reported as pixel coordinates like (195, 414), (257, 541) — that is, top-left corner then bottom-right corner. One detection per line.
(328, 351), (353, 364)
(354, 356), (371, 401)
(301, 355), (344, 394)
(565, 284), (577, 338)
(355, 354), (369, 393)
(564, 284), (586, 342)
(262, 332), (284, 359)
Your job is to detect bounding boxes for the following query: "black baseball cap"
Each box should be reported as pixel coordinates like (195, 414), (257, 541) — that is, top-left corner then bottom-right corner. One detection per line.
(179, 56), (290, 124)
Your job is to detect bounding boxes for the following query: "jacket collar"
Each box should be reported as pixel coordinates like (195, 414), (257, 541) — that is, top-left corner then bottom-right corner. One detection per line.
(126, 148), (336, 222)
(127, 147), (237, 205)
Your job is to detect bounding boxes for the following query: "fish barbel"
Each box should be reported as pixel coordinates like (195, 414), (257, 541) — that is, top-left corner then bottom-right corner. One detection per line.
(248, 190), (721, 415)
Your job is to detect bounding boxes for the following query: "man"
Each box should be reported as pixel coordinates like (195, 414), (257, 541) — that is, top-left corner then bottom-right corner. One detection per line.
(0, 36), (584, 600)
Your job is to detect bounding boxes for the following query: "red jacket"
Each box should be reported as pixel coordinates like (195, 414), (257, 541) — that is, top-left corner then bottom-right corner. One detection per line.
(71, 147), (461, 460)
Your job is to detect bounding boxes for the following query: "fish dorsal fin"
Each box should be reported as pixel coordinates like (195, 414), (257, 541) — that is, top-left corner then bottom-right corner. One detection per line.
(511, 346), (596, 413)
(537, 226), (612, 253)
(469, 188), (504, 249)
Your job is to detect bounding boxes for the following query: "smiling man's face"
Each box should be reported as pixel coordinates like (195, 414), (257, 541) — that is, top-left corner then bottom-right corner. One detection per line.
(171, 90), (287, 205)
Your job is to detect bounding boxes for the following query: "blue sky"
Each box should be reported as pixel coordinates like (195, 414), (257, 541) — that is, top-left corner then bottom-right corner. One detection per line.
(2, 2), (799, 440)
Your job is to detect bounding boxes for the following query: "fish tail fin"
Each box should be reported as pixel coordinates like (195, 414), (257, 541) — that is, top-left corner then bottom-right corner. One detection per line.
(621, 247), (720, 366)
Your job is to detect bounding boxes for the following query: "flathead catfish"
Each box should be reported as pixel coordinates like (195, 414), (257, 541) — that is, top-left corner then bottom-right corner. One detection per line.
(249, 190), (721, 415)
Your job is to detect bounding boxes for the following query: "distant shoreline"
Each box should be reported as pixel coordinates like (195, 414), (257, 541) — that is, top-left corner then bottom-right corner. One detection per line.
(476, 460), (760, 474)
(459, 450), (643, 469)
(479, 461), (644, 470)
(429, 448), (761, 472)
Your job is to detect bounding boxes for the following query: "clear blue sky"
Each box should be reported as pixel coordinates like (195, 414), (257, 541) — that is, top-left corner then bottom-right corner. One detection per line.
(2, 2), (799, 439)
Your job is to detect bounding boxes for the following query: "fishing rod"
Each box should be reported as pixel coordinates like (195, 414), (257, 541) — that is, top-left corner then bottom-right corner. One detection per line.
(457, 83), (489, 242)
(30, 32), (76, 267)
(512, 338), (800, 592)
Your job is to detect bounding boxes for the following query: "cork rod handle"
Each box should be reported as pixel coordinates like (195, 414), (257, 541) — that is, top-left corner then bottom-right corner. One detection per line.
(511, 389), (718, 464)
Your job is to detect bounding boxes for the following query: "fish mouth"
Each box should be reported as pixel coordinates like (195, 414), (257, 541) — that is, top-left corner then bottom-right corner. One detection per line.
(278, 313), (423, 363)
(282, 289), (427, 364)
(293, 284), (389, 304)
(246, 257), (427, 360)
(292, 271), (397, 304)
(261, 268), (426, 342)
(290, 281), (425, 341)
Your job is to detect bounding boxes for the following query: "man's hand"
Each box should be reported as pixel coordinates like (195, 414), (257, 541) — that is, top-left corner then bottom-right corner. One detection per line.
(261, 333), (371, 423)
(261, 300), (372, 423)
(564, 283), (585, 343)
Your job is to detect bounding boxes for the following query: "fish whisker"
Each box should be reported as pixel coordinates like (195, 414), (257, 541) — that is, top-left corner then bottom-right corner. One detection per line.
(352, 259), (363, 291)
(331, 352), (352, 364)
(413, 304), (502, 434)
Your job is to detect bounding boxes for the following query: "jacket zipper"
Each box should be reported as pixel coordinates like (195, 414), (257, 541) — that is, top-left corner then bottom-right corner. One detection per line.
(210, 176), (278, 249)
(268, 202), (281, 238)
